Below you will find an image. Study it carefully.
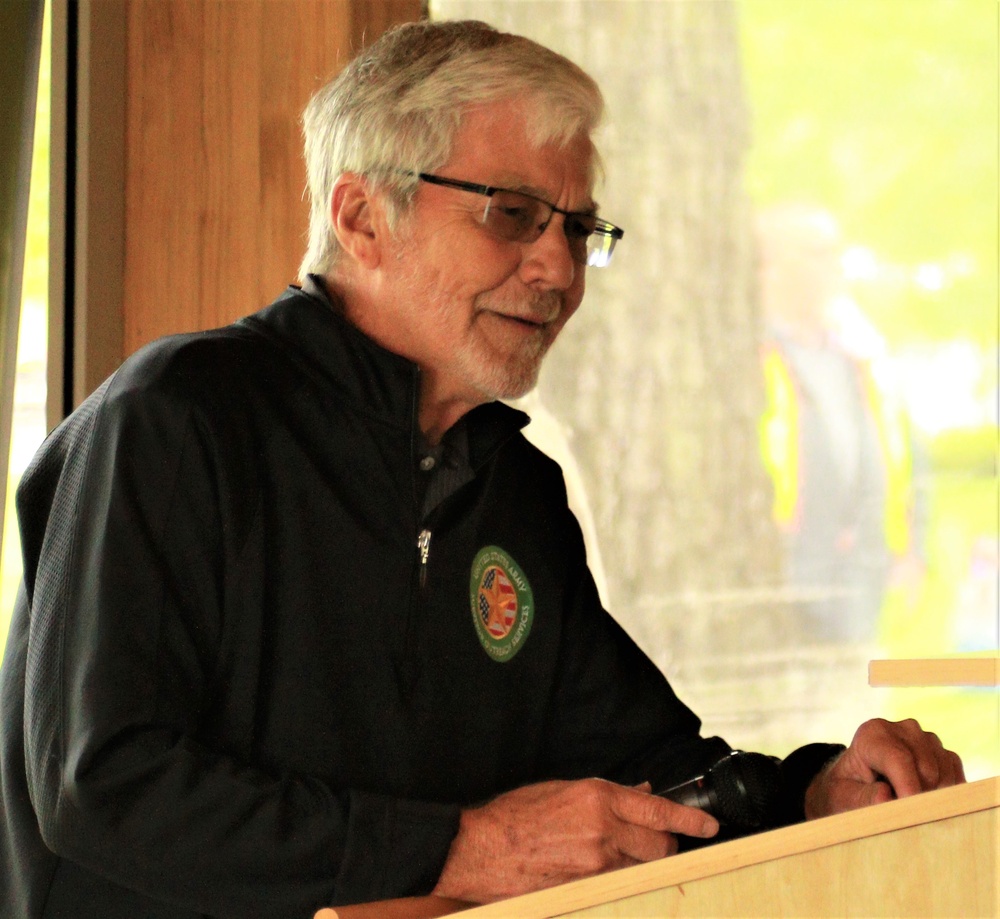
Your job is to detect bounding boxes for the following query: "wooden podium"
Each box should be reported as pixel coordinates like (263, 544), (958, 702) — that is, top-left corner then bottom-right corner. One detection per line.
(868, 652), (1000, 688)
(320, 777), (999, 918)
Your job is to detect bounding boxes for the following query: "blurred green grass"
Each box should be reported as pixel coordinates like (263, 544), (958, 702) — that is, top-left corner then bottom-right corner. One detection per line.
(879, 466), (999, 779)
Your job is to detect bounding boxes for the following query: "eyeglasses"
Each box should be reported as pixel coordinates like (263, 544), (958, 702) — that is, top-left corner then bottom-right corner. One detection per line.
(414, 172), (624, 268)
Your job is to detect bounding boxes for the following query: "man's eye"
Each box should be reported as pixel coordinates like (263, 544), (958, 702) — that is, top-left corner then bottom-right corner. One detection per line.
(565, 216), (596, 239)
(494, 203), (535, 230)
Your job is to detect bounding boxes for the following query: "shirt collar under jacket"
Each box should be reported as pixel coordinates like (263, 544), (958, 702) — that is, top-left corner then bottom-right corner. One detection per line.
(240, 275), (530, 473)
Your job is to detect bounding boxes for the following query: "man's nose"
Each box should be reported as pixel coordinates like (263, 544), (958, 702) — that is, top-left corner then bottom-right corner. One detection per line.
(518, 219), (578, 290)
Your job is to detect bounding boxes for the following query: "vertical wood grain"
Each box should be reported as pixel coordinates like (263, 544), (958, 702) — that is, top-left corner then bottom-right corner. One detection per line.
(122, 0), (421, 358)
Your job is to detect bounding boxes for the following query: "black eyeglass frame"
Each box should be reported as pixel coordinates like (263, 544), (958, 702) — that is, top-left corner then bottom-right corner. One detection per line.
(413, 172), (624, 267)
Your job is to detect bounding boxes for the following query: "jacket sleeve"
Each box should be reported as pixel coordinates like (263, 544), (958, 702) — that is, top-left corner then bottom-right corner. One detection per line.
(535, 504), (842, 824)
(17, 368), (459, 918)
(533, 504), (732, 789)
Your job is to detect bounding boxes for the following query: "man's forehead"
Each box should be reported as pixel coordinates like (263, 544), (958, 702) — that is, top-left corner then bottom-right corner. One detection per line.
(447, 104), (598, 208)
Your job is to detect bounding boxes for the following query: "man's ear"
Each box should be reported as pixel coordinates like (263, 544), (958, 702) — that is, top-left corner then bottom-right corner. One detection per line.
(329, 173), (385, 269)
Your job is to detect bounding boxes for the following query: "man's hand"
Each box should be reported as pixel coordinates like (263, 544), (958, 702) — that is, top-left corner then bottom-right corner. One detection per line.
(432, 778), (719, 903)
(805, 718), (965, 819)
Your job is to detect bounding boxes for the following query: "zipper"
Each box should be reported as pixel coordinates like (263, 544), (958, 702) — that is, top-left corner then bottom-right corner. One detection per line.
(397, 527), (432, 697)
(416, 528), (432, 589)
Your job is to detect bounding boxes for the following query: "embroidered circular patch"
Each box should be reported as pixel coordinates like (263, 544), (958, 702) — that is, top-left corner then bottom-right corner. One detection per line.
(470, 545), (534, 663)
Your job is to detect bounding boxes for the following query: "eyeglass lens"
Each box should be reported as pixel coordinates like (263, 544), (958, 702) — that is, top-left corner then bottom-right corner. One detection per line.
(483, 190), (618, 267)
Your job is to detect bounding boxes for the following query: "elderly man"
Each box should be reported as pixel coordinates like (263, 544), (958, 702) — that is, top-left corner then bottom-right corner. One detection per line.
(0, 19), (962, 919)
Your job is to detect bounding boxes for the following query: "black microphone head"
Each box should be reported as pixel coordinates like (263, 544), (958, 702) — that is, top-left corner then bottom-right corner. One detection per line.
(709, 751), (782, 828)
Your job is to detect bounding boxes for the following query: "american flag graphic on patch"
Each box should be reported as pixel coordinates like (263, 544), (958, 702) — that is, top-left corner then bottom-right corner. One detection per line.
(478, 565), (518, 638)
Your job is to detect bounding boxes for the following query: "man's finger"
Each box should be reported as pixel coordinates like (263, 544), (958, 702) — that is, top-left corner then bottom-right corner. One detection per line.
(941, 750), (967, 788)
(822, 776), (894, 815)
(846, 722), (923, 798)
(611, 785), (719, 839)
(861, 779), (895, 808)
(612, 821), (676, 864)
(849, 719), (963, 799)
(901, 722), (948, 790)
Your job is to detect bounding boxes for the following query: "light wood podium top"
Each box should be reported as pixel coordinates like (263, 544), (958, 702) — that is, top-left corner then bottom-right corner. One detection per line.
(869, 651), (1000, 687)
(317, 776), (1000, 919)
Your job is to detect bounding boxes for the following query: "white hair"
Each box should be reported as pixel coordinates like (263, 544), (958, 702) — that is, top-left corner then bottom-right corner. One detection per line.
(299, 19), (604, 280)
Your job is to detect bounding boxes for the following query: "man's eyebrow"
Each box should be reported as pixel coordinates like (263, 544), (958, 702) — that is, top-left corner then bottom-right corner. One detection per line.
(507, 181), (600, 215)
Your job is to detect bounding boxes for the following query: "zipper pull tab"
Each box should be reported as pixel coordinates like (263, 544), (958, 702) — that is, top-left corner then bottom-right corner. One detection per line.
(416, 529), (432, 588)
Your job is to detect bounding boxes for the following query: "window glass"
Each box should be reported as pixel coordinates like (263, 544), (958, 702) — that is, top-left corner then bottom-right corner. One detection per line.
(0, 3), (49, 652)
(432, 0), (999, 779)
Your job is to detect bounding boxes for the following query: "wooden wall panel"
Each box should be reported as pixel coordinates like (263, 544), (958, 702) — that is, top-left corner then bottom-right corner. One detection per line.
(122, 0), (422, 357)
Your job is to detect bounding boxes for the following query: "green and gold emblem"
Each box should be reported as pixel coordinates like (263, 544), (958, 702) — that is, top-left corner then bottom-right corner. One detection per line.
(470, 545), (534, 662)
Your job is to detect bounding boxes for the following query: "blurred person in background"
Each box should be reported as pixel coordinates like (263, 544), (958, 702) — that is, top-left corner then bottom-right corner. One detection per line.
(757, 204), (923, 644)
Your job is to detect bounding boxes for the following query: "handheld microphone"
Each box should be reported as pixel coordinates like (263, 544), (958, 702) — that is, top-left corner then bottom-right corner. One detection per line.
(657, 751), (782, 829)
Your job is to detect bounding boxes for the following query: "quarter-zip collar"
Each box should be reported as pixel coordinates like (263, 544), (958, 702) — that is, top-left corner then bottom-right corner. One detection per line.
(240, 275), (530, 464)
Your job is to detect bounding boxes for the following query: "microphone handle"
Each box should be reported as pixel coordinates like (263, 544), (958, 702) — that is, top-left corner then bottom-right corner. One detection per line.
(660, 775), (717, 813)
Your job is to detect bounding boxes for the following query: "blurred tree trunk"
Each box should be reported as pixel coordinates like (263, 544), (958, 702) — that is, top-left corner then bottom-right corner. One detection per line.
(433, 0), (890, 757)
(437, 0), (783, 635)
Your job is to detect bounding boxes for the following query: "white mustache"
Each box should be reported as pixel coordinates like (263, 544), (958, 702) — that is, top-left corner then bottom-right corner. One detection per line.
(476, 290), (562, 325)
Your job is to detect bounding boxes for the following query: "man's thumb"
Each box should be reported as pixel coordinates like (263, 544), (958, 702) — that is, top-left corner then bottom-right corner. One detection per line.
(860, 780), (895, 808)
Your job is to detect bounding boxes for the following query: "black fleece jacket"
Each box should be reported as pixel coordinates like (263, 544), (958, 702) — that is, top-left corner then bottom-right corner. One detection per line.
(0, 281), (840, 918)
